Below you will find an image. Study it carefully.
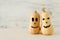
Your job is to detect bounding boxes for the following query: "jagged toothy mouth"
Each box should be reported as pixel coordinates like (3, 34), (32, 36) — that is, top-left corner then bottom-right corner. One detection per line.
(43, 24), (51, 28)
(31, 26), (38, 28)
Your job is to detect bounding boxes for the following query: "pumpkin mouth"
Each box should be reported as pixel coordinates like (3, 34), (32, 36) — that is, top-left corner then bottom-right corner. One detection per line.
(31, 26), (38, 28)
(43, 24), (51, 28)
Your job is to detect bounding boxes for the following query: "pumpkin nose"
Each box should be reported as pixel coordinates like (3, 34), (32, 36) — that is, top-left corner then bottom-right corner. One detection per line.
(46, 22), (48, 23)
(34, 23), (36, 24)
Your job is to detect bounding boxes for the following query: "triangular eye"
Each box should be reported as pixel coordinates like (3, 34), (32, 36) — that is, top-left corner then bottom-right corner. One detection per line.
(36, 18), (38, 21)
(32, 18), (34, 22)
(47, 17), (50, 19)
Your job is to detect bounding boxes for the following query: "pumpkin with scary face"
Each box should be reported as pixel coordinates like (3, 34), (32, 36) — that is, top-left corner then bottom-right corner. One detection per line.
(28, 11), (41, 34)
(41, 8), (54, 35)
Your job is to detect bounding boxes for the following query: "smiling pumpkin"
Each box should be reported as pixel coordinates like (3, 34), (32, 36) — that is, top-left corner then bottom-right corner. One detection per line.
(41, 8), (54, 35)
(28, 10), (41, 34)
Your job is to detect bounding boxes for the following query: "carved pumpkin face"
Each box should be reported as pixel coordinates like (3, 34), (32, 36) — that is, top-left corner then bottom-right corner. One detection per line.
(42, 8), (51, 28)
(30, 11), (40, 28)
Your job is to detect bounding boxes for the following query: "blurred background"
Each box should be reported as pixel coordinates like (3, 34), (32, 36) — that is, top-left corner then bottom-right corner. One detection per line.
(0, 0), (60, 40)
(0, 0), (60, 28)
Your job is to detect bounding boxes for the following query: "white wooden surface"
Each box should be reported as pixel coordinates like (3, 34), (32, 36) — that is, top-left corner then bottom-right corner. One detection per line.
(0, 0), (60, 40)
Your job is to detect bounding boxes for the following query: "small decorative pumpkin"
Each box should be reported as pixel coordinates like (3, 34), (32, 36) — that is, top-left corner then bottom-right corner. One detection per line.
(41, 8), (54, 35)
(28, 10), (41, 34)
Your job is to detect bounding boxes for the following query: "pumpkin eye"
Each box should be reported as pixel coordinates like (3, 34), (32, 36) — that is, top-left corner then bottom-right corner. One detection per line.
(43, 18), (45, 20)
(47, 17), (50, 19)
(36, 18), (38, 21)
(32, 18), (34, 22)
